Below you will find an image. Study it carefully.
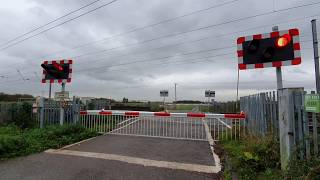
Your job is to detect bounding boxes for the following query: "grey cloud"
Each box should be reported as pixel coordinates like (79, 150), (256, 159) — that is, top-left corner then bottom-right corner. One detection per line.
(0, 0), (319, 101)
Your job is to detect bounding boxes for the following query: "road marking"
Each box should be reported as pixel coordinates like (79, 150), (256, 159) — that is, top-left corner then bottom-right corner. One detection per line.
(202, 119), (222, 172)
(105, 133), (207, 141)
(58, 136), (100, 150)
(45, 149), (219, 174)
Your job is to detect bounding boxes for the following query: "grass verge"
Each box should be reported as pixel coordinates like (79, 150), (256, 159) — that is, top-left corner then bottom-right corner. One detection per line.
(219, 135), (320, 179)
(0, 124), (98, 160)
(219, 135), (282, 180)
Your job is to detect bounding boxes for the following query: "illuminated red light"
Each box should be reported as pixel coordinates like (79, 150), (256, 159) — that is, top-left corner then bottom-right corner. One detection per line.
(276, 34), (291, 48)
(53, 63), (63, 71)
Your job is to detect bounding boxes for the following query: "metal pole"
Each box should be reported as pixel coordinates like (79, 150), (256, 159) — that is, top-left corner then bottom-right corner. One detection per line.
(60, 82), (66, 125)
(174, 83), (177, 102)
(273, 26), (283, 89)
(39, 97), (44, 128)
(312, 19), (320, 94)
(49, 83), (52, 99)
(236, 68), (240, 111)
(61, 82), (66, 92)
(208, 97), (210, 113)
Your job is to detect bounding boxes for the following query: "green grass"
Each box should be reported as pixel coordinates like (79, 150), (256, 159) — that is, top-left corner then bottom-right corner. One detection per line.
(220, 135), (282, 180)
(0, 124), (98, 160)
(175, 104), (196, 111)
(199, 105), (211, 113)
(285, 154), (320, 179)
(221, 135), (320, 180)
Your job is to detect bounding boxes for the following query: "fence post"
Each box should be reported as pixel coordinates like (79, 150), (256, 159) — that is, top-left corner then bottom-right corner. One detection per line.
(312, 112), (318, 154)
(39, 97), (45, 128)
(278, 87), (304, 170)
(272, 91), (278, 138)
(303, 92), (311, 159)
(72, 96), (80, 124)
(295, 91), (304, 159)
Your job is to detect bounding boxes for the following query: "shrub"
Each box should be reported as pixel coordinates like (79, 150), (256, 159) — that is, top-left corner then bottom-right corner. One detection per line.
(221, 135), (281, 179)
(0, 124), (98, 160)
(285, 154), (320, 179)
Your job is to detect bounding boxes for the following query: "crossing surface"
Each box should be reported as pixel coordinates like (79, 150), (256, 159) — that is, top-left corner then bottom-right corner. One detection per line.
(0, 111), (245, 179)
(0, 151), (220, 180)
(63, 134), (214, 166)
(0, 133), (220, 180)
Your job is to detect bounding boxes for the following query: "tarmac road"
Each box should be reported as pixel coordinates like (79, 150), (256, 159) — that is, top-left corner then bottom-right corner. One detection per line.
(0, 117), (221, 180)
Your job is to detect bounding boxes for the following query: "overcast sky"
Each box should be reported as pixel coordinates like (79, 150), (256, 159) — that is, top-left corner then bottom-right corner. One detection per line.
(0, 0), (319, 101)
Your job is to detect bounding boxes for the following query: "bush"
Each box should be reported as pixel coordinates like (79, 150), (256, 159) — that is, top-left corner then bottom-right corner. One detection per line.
(222, 135), (320, 179)
(221, 135), (281, 179)
(0, 124), (98, 160)
(285, 154), (320, 179)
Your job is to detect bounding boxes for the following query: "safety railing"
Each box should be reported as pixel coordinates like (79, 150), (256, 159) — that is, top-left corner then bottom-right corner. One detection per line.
(79, 110), (245, 141)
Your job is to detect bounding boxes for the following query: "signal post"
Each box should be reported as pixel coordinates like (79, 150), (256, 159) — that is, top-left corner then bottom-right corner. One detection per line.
(41, 60), (73, 125)
(237, 28), (301, 169)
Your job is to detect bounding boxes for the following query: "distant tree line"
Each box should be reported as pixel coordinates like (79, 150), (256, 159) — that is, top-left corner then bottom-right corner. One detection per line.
(174, 100), (202, 104)
(211, 101), (240, 113)
(0, 93), (33, 102)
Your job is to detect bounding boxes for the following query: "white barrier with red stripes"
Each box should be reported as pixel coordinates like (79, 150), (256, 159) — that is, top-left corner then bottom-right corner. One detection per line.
(80, 110), (245, 119)
(79, 110), (246, 141)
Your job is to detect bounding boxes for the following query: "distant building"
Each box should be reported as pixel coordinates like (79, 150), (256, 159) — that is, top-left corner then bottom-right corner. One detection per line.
(80, 97), (94, 106)
(91, 98), (111, 110)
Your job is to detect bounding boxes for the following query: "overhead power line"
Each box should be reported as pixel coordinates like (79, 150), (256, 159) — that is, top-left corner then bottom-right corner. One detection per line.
(1, 1), (319, 64)
(0, 53), (233, 87)
(0, 2), (319, 77)
(34, 0), (241, 59)
(2, 0), (319, 55)
(0, 29), (316, 79)
(0, 46), (316, 86)
(0, 0), (119, 51)
(0, 30), (315, 79)
(0, 0), (102, 48)
(72, 18), (319, 68)
(76, 45), (235, 72)
(89, 53), (234, 74)
(66, 1), (320, 61)
(80, 42), (316, 74)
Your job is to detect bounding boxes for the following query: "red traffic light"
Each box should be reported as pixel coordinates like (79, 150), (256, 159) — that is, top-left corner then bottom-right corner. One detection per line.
(41, 60), (73, 83)
(276, 34), (291, 48)
(53, 62), (63, 71)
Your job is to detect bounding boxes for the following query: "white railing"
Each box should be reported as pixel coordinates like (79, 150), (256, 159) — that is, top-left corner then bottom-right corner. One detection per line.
(79, 110), (246, 141)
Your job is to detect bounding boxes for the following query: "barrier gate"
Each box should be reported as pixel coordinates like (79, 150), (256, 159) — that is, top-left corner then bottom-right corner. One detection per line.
(79, 110), (245, 141)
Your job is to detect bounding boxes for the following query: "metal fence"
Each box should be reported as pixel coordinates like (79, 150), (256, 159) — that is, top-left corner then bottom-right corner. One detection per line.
(34, 97), (81, 127)
(240, 89), (319, 160)
(240, 91), (278, 137)
(79, 110), (245, 141)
